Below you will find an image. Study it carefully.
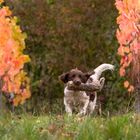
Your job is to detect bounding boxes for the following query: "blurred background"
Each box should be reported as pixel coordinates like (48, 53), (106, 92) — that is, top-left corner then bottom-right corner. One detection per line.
(4, 0), (134, 115)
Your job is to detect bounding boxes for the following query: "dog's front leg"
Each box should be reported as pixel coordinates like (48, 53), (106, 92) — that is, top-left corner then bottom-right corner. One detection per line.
(64, 97), (73, 116)
(78, 97), (89, 116)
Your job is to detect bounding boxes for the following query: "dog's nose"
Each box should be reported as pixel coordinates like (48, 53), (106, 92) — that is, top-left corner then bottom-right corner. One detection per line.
(74, 80), (81, 86)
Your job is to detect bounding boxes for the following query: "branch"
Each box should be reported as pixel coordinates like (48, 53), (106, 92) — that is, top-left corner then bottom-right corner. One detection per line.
(66, 63), (114, 92)
(67, 82), (101, 92)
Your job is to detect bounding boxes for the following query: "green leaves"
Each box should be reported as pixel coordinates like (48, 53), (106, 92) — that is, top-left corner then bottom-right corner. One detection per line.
(47, 0), (55, 5)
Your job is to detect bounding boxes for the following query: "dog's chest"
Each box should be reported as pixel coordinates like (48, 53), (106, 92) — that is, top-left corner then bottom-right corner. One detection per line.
(64, 87), (87, 99)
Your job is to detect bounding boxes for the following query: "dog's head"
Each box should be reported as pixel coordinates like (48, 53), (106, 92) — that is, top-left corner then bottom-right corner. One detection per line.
(59, 68), (90, 86)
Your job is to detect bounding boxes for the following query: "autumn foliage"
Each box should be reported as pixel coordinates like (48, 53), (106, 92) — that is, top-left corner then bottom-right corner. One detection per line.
(0, 1), (30, 106)
(115, 0), (140, 92)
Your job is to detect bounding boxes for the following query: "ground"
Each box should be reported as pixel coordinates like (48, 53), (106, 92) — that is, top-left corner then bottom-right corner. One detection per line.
(0, 113), (140, 140)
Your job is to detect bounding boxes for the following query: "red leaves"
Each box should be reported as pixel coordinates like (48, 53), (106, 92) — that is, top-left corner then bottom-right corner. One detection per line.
(116, 0), (140, 92)
(0, 1), (31, 106)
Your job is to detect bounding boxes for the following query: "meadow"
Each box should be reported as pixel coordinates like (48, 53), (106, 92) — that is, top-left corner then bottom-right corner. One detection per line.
(0, 113), (140, 140)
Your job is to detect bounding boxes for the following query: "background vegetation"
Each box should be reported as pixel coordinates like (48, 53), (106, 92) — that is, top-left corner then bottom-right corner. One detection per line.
(4, 0), (134, 115)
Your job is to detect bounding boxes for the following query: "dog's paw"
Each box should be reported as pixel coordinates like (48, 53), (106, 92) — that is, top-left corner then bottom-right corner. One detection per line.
(77, 111), (86, 117)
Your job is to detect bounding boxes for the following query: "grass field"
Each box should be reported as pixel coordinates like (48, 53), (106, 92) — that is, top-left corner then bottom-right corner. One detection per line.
(0, 113), (140, 140)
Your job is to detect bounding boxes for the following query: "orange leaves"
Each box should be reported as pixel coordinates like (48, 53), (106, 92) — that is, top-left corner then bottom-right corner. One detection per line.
(0, 6), (12, 17)
(116, 0), (140, 14)
(118, 46), (130, 56)
(123, 47), (130, 53)
(128, 85), (134, 92)
(116, 0), (140, 47)
(124, 81), (129, 88)
(119, 67), (126, 76)
(13, 87), (31, 106)
(124, 81), (134, 92)
(0, 1), (31, 106)
(116, 0), (140, 92)
(0, 0), (3, 4)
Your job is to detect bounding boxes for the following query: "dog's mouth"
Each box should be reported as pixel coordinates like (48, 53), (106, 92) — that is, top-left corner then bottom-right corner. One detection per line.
(73, 81), (81, 86)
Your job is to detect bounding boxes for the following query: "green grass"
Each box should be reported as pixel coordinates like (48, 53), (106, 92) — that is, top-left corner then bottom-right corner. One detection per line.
(0, 113), (140, 140)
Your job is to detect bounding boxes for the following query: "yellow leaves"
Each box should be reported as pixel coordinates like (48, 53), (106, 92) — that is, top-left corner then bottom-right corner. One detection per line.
(138, 0), (140, 10)
(127, 0), (140, 10)
(11, 71), (31, 106)
(0, 2), (31, 106)
(0, 0), (3, 4)
(13, 95), (21, 106)
(13, 89), (31, 106)
(19, 55), (31, 63)
(118, 46), (125, 56)
(124, 81), (129, 88)
(118, 46), (130, 56)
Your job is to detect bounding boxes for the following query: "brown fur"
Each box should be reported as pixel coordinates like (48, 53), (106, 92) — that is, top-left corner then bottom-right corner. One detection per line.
(59, 68), (90, 85)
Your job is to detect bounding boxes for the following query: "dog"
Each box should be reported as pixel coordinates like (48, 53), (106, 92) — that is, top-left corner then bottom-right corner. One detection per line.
(59, 64), (114, 116)
(59, 68), (91, 116)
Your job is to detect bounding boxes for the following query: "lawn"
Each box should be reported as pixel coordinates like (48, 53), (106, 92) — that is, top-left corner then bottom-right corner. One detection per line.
(0, 113), (140, 140)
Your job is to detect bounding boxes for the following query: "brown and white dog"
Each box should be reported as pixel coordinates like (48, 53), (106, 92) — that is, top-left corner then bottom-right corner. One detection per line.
(59, 64), (114, 116)
(59, 68), (91, 116)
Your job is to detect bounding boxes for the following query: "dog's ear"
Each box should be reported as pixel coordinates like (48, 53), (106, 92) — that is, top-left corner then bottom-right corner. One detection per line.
(85, 73), (91, 78)
(59, 72), (69, 83)
(82, 73), (91, 83)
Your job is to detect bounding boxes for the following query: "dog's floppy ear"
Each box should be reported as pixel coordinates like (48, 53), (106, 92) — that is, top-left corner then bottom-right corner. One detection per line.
(83, 72), (91, 82)
(59, 72), (69, 83)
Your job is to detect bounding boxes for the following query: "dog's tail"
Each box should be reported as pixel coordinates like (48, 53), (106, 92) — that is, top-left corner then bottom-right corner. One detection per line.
(90, 64), (114, 80)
